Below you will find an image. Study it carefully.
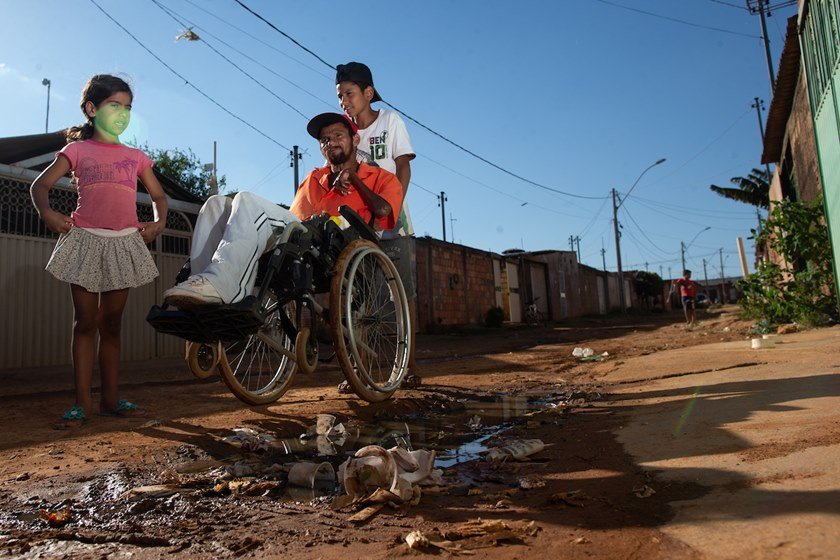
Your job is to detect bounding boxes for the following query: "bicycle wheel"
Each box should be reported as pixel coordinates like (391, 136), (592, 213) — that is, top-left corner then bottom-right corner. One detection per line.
(218, 294), (297, 405)
(330, 240), (410, 403)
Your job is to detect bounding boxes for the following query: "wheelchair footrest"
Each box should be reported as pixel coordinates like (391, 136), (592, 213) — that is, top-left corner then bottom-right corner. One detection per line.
(146, 296), (266, 343)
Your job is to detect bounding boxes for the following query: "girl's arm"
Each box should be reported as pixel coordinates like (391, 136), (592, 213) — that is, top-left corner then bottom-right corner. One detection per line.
(138, 167), (169, 244)
(30, 157), (74, 234)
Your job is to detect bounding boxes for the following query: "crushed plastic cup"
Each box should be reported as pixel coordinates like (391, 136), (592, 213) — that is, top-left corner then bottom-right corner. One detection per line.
(288, 461), (335, 488)
(581, 348), (595, 358)
(751, 337), (774, 349)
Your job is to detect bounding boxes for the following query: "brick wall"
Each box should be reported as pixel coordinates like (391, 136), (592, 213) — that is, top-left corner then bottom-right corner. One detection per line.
(415, 237), (496, 330)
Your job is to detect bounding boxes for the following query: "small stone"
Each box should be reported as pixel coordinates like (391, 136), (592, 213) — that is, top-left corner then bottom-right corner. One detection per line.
(15, 472), (30, 481)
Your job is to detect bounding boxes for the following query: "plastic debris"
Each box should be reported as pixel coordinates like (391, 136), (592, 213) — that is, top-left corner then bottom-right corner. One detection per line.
(404, 519), (540, 554)
(572, 347), (595, 358)
(299, 414), (348, 456)
(39, 508), (71, 528)
(222, 428), (276, 453)
(632, 484), (656, 498)
(467, 415), (482, 431)
(549, 490), (591, 507)
(288, 461), (335, 489)
(518, 476), (545, 490)
(485, 439), (545, 465)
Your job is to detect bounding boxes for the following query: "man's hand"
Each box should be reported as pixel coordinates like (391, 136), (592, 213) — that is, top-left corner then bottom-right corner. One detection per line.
(42, 210), (74, 234)
(332, 168), (359, 196)
(139, 221), (164, 243)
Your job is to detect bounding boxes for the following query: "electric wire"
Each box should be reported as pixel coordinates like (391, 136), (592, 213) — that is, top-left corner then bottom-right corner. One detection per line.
(87, 0), (290, 150)
(232, 0), (609, 201)
(150, 0), (308, 119)
(592, 0), (761, 38)
(620, 205), (672, 256)
(704, 0), (749, 9)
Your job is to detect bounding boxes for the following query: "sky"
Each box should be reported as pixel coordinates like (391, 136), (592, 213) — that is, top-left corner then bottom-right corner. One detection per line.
(1, 0), (798, 281)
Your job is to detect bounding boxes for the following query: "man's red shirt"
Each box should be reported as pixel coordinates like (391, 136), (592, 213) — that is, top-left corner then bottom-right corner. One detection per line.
(290, 163), (403, 231)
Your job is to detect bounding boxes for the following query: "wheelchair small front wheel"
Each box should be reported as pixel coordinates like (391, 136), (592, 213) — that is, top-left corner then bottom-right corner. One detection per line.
(295, 326), (318, 375)
(186, 341), (219, 379)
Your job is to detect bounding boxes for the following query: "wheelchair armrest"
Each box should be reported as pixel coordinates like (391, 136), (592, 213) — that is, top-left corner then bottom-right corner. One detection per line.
(339, 205), (379, 244)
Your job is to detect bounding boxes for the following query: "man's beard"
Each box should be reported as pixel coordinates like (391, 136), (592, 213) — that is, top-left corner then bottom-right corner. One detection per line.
(327, 148), (349, 165)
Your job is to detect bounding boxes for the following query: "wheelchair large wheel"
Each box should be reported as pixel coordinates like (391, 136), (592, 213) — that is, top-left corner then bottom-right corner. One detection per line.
(218, 294), (297, 405)
(330, 239), (411, 402)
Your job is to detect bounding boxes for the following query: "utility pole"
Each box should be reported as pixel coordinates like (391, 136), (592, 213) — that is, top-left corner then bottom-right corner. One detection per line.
(703, 258), (710, 296)
(290, 145), (302, 195)
(210, 141), (218, 196)
(569, 235), (581, 261)
(438, 191), (448, 242)
(719, 248), (727, 303)
(600, 240), (607, 272)
(42, 78), (51, 133)
(450, 213), (457, 243)
(747, 0), (776, 91)
(680, 241), (686, 274)
(659, 265), (663, 278)
(645, 262), (649, 272)
(575, 236), (581, 262)
(612, 188), (625, 311)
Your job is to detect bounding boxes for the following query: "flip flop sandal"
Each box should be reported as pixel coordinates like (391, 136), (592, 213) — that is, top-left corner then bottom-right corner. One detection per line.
(100, 399), (146, 418)
(52, 406), (89, 430)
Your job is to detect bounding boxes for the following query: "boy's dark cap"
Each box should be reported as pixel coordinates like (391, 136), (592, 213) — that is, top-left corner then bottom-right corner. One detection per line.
(307, 112), (358, 139)
(336, 62), (383, 103)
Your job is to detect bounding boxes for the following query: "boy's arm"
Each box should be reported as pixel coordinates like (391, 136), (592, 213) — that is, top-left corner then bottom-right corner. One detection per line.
(394, 155), (412, 196)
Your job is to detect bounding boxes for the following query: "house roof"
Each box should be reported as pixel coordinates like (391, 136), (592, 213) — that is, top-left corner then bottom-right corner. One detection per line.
(762, 16), (801, 164)
(0, 132), (204, 204)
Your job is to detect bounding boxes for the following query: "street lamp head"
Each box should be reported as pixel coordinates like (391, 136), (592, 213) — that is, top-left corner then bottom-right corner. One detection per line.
(42, 78), (50, 86)
(655, 158), (666, 165)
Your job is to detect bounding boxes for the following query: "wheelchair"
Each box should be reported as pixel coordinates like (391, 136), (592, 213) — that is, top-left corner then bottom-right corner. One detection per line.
(147, 206), (411, 405)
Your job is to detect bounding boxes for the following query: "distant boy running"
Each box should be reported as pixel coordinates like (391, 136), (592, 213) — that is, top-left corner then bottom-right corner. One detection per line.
(336, 61), (421, 385)
(673, 269), (700, 326)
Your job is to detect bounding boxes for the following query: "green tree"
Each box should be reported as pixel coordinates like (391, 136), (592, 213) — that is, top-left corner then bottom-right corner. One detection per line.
(738, 196), (838, 326)
(709, 168), (770, 209)
(133, 142), (226, 200)
(634, 271), (664, 308)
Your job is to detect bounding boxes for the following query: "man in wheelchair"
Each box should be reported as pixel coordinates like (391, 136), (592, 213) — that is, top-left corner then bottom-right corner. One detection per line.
(163, 112), (404, 309)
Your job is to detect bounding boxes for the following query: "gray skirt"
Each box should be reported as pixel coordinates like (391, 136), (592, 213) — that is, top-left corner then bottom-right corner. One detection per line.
(46, 227), (159, 293)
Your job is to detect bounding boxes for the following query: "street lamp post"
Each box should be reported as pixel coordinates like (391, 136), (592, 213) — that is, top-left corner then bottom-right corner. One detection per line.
(42, 78), (51, 133)
(612, 158), (666, 311)
(680, 226), (711, 273)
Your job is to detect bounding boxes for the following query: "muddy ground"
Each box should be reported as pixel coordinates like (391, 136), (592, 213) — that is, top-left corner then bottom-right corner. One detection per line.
(0, 307), (756, 559)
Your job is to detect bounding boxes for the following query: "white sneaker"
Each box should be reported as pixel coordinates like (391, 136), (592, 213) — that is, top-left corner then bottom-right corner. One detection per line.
(163, 275), (224, 308)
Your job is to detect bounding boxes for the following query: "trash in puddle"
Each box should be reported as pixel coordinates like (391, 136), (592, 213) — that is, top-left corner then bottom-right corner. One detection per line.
(632, 484), (656, 498)
(299, 414), (348, 456)
(404, 519), (540, 554)
(39, 508), (71, 528)
(222, 428), (276, 452)
(288, 461), (335, 489)
(332, 445), (441, 517)
(485, 439), (545, 465)
(467, 415), (482, 430)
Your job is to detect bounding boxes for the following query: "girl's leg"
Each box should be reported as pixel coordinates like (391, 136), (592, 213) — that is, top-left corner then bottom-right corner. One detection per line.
(97, 288), (130, 413)
(69, 284), (100, 416)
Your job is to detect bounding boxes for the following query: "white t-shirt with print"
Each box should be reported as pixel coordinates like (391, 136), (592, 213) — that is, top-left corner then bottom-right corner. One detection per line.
(355, 109), (415, 237)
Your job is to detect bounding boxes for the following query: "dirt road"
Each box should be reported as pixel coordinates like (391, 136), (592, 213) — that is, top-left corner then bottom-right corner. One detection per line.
(1, 307), (838, 559)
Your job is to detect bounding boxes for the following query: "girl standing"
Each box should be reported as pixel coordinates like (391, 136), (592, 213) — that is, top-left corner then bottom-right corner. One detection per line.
(31, 74), (168, 429)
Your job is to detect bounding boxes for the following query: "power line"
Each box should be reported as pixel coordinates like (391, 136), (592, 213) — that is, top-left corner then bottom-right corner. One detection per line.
(592, 0), (761, 38)
(182, 0), (333, 80)
(150, 0), (308, 119)
(620, 205), (672, 257)
(704, 0), (749, 9)
(233, 0), (608, 201)
(87, 0), (290, 151)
